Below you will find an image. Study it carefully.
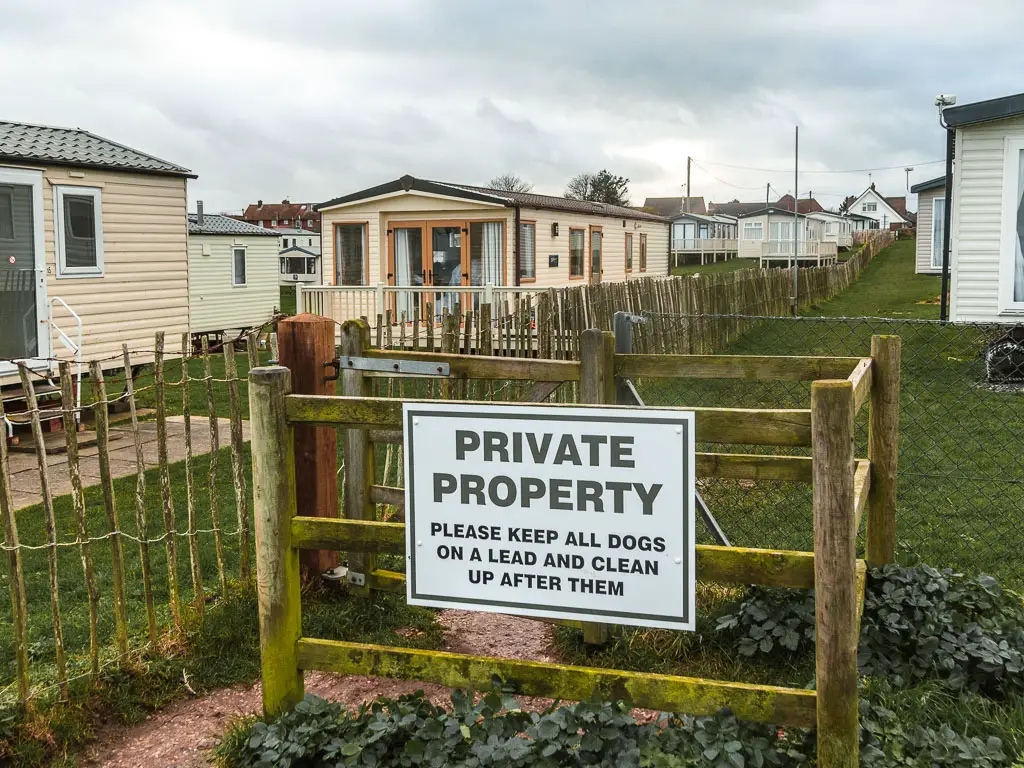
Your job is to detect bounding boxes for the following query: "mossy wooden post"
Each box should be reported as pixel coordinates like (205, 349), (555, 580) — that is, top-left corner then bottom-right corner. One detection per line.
(18, 368), (68, 697)
(340, 319), (375, 596)
(0, 393), (30, 702)
(123, 344), (158, 644)
(278, 314), (340, 581)
(578, 328), (615, 646)
(249, 366), (304, 717)
(60, 362), (100, 676)
(812, 380), (858, 767)
(155, 332), (183, 631)
(90, 361), (131, 655)
(867, 334), (900, 567)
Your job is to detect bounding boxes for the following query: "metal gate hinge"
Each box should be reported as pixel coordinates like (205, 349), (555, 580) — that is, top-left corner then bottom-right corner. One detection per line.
(335, 356), (451, 377)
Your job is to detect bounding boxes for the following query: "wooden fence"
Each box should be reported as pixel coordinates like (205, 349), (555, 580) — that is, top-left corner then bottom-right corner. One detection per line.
(0, 329), (276, 706)
(249, 322), (901, 768)
(311, 231), (894, 359)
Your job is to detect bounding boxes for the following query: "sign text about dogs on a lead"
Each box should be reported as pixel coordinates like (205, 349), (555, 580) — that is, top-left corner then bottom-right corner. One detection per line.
(403, 403), (696, 630)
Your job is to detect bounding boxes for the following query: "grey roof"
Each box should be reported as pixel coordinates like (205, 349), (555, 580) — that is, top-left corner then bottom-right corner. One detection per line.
(707, 200), (767, 217)
(643, 196), (706, 216)
(316, 175), (669, 223)
(669, 211), (723, 224)
(736, 207), (810, 220)
(280, 245), (321, 257)
(910, 175), (946, 194)
(943, 92), (1024, 128)
(188, 213), (280, 236)
(0, 120), (194, 178)
(274, 227), (322, 237)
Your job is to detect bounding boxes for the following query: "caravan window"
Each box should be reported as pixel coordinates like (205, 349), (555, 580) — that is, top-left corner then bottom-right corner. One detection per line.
(336, 223), (367, 285)
(232, 247), (247, 286)
(55, 186), (103, 277)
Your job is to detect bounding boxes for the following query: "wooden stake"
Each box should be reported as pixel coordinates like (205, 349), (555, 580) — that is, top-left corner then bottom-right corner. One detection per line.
(155, 332), (183, 631)
(867, 335), (900, 567)
(249, 365), (303, 716)
(201, 337), (227, 597)
(60, 362), (100, 677)
(0, 391), (31, 701)
(812, 379), (858, 767)
(224, 340), (252, 579)
(18, 367), (68, 696)
(89, 361), (131, 655)
(180, 335), (204, 620)
(123, 345), (158, 644)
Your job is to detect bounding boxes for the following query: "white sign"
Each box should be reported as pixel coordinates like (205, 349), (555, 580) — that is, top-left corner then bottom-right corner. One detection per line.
(403, 402), (695, 630)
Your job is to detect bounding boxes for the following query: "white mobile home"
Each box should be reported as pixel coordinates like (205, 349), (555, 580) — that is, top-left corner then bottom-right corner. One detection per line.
(187, 208), (281, 334)
(669, 212), (738, 266)
(309, 175), (669, 321)
(0, 120), (192, 385)
(808, 211), (853, 249)
(909, 176), (946, 276)
(277, 227), (322, 285)
(736, 208), (837, 267)
(941, 92), (1024, 323)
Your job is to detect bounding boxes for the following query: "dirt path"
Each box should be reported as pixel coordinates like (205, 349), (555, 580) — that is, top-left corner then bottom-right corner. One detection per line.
(80, 610), (559, 767)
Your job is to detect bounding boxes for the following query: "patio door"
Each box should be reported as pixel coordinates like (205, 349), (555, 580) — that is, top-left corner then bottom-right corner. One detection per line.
(428, 221), (466, 319)
(0, 168), (47, 372)
(589, 226), (602, 286)
(389, 222), (425, 322)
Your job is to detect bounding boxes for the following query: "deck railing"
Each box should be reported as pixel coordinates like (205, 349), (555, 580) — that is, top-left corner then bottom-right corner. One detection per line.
(670, 237), (738, 254)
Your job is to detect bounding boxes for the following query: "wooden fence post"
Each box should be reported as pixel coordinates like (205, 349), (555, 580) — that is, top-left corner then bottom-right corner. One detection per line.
(812, 379), (858, 768)
(249, 365), (304, 717)
(340, 319), (375, 595)
(867, 334), (900, 567)
(155, 332), (183, 631)
(578, 328), (615, 646)
(0, 392), (30, 702)
(277, 314), (340, 580)
(223, 341), (252, 579)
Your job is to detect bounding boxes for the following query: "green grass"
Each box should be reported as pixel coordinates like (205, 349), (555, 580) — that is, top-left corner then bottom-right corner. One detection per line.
(803, 237), (941, 319)
(670, 258), (760, 277)
(279, 285), (297, 316)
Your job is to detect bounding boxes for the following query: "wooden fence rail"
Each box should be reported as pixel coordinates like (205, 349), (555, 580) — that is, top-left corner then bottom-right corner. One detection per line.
(249, 329), (900, 768)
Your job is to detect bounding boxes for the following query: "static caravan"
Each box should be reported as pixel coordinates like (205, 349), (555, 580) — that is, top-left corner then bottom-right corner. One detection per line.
(309, 175), (669, 322)
(669, 212), (738, 266)
(187, 207), (281, 335)
(277, 227), (322, 286)
(736, 208), (837, 267)
(941, 92), (1024, 324)
(909, 176), (946, 276)
(808, 211), (853, 249)
(1, 121), (192, 399)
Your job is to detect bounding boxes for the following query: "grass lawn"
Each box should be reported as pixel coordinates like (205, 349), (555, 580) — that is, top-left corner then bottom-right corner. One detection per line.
(670, 258), (761, 277)
(279, 285), (297, 316)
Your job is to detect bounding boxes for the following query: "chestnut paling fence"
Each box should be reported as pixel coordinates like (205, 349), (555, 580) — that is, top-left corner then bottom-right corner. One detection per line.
(249, 322), (900, 768)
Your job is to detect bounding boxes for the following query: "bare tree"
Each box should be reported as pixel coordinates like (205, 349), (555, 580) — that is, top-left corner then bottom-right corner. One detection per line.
(564, 170), (630, 206)
(488, 174), (534, 193)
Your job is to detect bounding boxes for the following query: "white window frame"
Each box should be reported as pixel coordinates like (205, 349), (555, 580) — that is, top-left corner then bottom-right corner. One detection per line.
(998, 138), (1024, 313)
(742, 222), (763, 240)
(54, 185), (103, 278)
(232, 245), (247, 287)
(931, 196), (946, 270)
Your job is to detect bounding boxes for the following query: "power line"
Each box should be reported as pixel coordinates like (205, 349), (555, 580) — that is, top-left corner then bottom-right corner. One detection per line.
(690, 160), (769, 191)
(694, 158), (945, 174)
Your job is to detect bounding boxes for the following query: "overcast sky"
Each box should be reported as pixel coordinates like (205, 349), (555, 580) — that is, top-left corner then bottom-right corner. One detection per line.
(3, 0), (1021, 213)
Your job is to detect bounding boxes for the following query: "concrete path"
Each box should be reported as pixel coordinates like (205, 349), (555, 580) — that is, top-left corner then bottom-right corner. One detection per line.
(5, 416), (250, 511)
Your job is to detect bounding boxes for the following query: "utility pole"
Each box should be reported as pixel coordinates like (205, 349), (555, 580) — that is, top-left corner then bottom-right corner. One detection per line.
(905, 166), (914, 191)
(685, 156), (691, 213)
(792, 126), (799, 315)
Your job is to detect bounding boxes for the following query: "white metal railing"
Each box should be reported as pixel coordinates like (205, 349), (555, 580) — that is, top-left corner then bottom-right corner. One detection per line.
(48, 296), (83, 420)
(670, 237), (738, 253)
(760, 240), (839, 266)
(297, 283), (547, 332)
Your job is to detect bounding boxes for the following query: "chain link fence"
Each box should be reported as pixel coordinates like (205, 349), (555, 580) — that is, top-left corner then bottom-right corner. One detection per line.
(634, 313), (1024, 587)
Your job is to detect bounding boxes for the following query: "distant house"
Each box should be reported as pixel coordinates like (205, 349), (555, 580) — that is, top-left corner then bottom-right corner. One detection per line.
(669, 212), (738, 265)
(312, 175), (669, 321)
(277, 227), (322, 286)
(774, 194), (824, 214)
(848, 184), (910, 230)
(736, 207), (837, 266)
(0, 120), (193, 386)
(910, 176), (945, 276)
(844, 212), (879, 232)
(643, 196), (706, 216)
(939, 92), (1024, 322)
(240, 199), (321, 233)
(187, 205), (281, 335)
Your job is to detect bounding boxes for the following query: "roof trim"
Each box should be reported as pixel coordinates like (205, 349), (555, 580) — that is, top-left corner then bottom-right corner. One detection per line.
(316, 175), (511, 211)
(0, 153), (197, 179)
(910, 175), (947, 194)
(943, 92), (1024, 128)
(736, 207), (810, 220)
(280, 246), (321, 256)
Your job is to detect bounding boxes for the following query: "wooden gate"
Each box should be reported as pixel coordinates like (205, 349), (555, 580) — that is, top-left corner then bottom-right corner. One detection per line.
(249, 326), (900, 768)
